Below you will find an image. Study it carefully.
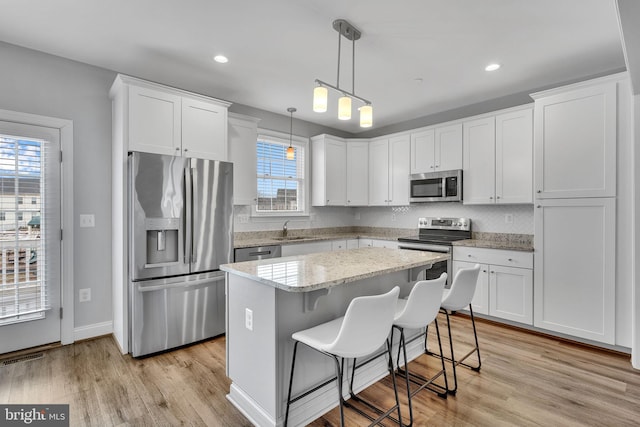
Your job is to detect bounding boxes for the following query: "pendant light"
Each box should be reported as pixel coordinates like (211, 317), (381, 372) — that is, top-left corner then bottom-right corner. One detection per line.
(313, 19), (373, 127)
(286, 107), (296, 160)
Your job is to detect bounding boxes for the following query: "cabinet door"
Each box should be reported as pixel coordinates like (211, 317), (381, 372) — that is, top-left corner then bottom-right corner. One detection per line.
(358, 238), (373, 248)
(435, 123), (463, 171)
(369, 139), (390, 205)
(389, 134), (410, 206)
(489, 265), (533, 324)
(534, 198), (615, 343)
(228, 115), (259, 206)
(463, 117), (495, 204)
(346, 140), (369, 206)
(534, 82), (616, 198)
(281, 241), (333, 257)
(371, 239), (398, 249)
(182, 97), (228, 161)
(453, 261), (489, 315)
(410, 129), (435, 174)
(496, 108), (533, 204)
(128, 85), (181, 155)
(325, 139), (347, 205)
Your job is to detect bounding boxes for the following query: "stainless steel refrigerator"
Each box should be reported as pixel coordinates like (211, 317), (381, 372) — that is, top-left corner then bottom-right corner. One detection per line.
(128, 151), (233, 357)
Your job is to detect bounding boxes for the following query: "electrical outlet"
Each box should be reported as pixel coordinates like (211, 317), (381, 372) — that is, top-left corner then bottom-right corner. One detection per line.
(245, 308), (253, 331)
(391, 213), (396, 222)
(505, 213), (514, 224)
(79, 214), (95, 228)
(79, 288), (91, 302)
(237, 214), (249, 224)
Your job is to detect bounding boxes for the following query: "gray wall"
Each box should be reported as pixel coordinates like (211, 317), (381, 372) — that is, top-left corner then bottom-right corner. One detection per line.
(0, 41), (116, 329)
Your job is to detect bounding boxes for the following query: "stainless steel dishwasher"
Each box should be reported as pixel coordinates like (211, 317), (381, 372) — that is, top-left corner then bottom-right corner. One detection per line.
(234, 245), (282, 262)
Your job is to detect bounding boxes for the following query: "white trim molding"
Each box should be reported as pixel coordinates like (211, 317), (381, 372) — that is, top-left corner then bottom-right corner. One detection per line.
(0, 108), (74, 346)
(73, 321), (113, 342)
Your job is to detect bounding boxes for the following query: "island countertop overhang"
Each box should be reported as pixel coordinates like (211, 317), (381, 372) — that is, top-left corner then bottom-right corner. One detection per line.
(220, 247), (450, 292)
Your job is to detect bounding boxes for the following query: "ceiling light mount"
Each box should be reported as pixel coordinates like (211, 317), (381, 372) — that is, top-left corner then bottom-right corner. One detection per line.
(313, 19), (373, 127)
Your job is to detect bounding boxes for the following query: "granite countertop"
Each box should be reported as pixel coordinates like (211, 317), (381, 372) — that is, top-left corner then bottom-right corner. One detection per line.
(233, 227), (414, 249)
(221, 247), (449, 292)
(451, 232), (534, 252)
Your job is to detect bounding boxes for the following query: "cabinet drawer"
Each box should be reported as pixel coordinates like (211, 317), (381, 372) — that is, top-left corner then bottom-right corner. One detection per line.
(453, 246), (533, 269)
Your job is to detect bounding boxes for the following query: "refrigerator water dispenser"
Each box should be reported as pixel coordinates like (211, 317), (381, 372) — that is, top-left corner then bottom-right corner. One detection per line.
(145, 218), (180, 266)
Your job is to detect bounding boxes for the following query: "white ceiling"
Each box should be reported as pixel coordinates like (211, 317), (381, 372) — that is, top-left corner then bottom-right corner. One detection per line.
(0, 0), (625, 134)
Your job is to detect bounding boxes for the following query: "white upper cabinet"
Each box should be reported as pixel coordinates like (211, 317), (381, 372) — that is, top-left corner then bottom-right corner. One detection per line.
(182, 97), (228, 160)
(113, 74), (230, 161)
(128, 84), (182, 156)
(463, 116), (496, 204)
(311, 135), (347, 206)
(369, 135), (410, 206)
(463, 106), (533, 205)
(495, 108), (533, 204)
(346, 140), (369, 206)
(531, 79), (617, 198)
(228, 113), (260, 206)
(410, 123), (462, 174)
(368, 138), (390, 206)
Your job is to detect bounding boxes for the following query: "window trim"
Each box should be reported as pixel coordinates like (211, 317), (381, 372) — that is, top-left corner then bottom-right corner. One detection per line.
(252, 129), (310, 218)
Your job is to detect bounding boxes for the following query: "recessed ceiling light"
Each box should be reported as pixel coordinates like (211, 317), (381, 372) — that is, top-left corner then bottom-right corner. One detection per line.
(214, 55), (228, 64)
(485, 63), (501, 71)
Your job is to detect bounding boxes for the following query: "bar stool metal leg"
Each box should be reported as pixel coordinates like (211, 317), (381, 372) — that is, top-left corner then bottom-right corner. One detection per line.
(439, 306), (481, 395)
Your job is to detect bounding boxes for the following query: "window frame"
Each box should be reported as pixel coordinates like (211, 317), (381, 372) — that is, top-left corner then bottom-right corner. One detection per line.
(252, 129), (309, 218)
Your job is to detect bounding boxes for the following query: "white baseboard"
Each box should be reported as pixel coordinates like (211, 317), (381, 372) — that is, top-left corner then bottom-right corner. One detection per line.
(73, 320), (113, 341)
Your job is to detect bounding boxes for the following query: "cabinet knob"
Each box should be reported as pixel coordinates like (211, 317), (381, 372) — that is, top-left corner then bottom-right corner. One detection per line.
(489, 196), (493, 200)
(184, 148), (188, 152)
(327, 200), (329, 203)
(435, 165), (439, 168)
(536, 205), (542, 208)
(175, 147), (180, 151)
(430, 166), (434, 169)
(491, 271), (495, 274)
(537, 190), (541, 193)
(496, 196), (501, 199)
(467, 254), (472, 258)
(508, 258), (513, 261)
(482, 270), (487, 273)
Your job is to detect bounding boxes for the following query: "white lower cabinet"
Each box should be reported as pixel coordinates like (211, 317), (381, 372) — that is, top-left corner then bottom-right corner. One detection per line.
(453, 247), (533, 325)
(534, 198), (616, 344)
(281, 241), (333, 257)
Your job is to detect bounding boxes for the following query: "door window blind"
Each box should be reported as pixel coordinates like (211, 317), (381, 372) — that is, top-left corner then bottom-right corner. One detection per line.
(0, 136), (49, 324)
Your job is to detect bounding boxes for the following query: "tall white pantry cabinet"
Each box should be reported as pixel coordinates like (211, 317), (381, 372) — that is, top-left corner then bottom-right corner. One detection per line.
(110, 75), (230, 353)
(531, 73), (632, 346)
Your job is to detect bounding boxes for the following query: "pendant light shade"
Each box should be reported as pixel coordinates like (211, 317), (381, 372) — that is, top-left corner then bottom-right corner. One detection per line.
(338, 96), (351, 120)
(313, 86), (328, 112)
(359, 105), (373, 128)
(286, 107), (296, 160)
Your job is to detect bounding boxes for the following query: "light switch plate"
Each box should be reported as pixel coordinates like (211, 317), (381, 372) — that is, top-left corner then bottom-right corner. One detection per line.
(80, 214), (95, 228)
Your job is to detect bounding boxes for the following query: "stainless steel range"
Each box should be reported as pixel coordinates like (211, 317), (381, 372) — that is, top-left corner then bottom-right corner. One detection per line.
(398, 217), (471, 285)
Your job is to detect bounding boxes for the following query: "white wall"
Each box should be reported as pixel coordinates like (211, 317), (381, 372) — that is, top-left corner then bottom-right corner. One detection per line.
(0, 42), (116, 331)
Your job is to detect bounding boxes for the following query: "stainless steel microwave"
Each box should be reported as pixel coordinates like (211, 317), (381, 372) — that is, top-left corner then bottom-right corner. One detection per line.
(409, 169), (462, 202)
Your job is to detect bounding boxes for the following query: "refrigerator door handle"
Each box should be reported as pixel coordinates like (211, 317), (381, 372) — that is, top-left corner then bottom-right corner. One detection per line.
(135, 275), (225, 293)
(184, 165), (193, 264)
(191, 167), (198, 264)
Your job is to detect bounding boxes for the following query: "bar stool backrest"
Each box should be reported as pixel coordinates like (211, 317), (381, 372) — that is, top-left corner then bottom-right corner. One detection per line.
(441, 264), (481, 311)
(394, 273), (447, 329)
(322, 286), (400, 359)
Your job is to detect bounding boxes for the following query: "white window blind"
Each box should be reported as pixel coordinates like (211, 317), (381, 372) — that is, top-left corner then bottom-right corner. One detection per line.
(0, 136), (49, 324)
(256, 134), (306, 213)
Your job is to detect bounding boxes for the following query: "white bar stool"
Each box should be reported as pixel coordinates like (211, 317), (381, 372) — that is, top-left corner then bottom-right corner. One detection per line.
(284, 287), (402, 427)
(393, 273), (448, 426)
(431, 264), (481, 395)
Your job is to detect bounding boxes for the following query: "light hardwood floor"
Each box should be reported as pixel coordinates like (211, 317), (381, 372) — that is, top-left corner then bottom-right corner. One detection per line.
(1, 314), (639, 426)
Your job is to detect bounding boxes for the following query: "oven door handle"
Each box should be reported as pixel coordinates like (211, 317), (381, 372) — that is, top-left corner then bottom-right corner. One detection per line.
(398, 242), (451, 253)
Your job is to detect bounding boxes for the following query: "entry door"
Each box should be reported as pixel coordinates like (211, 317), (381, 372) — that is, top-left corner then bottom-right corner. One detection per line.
(0, 121), (61, 354)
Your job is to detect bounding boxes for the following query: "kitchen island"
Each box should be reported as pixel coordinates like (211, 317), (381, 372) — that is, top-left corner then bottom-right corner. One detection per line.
(221, 247), (449, 427)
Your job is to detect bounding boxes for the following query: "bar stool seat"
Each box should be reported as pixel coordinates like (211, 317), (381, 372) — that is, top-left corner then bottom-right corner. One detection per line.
(433, 264), (482, 395)
(393, 273), (448, 426)
(285, 287), (403, 427)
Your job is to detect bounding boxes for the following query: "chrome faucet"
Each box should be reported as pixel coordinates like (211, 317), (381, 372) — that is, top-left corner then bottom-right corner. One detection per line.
(282, 220), (290, 238)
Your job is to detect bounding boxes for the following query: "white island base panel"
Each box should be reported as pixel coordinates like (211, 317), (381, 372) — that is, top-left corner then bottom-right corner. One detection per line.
(225, 269), (429, 427)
